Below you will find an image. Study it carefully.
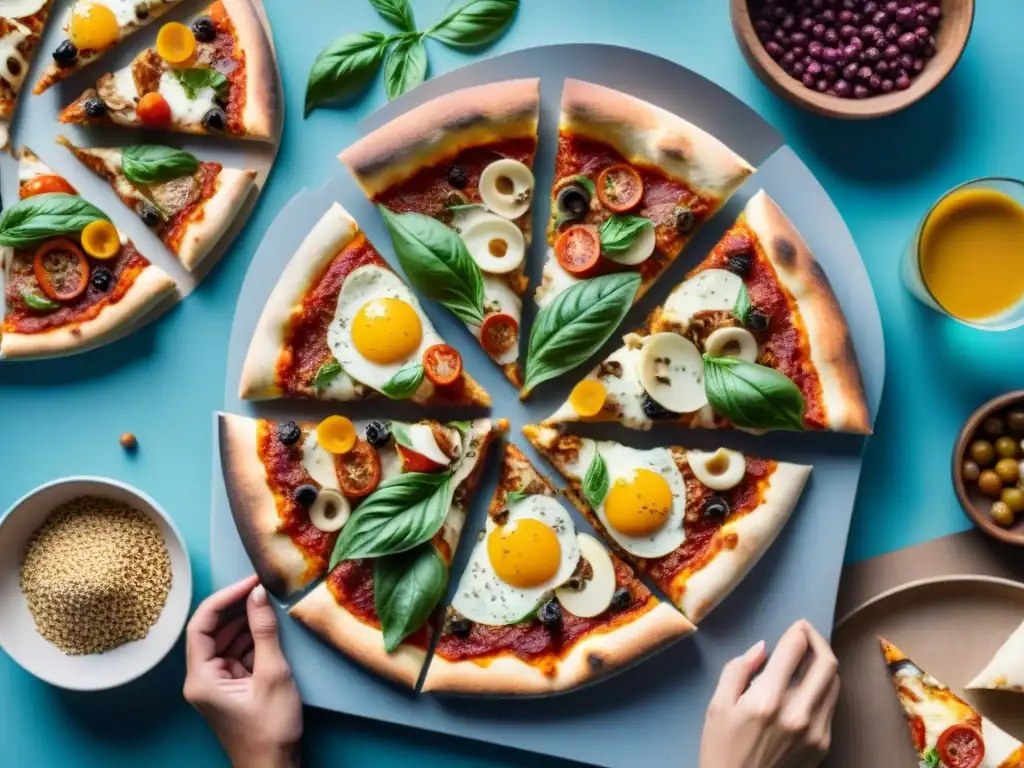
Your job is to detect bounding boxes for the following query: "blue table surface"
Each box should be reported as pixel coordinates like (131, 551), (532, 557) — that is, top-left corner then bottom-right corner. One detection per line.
(3, 1), (1023, 765)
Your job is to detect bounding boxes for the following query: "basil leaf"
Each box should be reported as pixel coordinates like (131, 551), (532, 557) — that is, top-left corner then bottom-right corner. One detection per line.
(569, 174), (596, 197)
(121, 145), (199, 185)
(305, 31), (389, 116)
(21, 290), (59, 311)
(703, 355), (805, 431)
(923, 748), (940, 768)
(390, 421), (413, 450)
(449, 420), (472, 436)
(330, 471), (453, 564)
(384, 36), (428, 101)
(428, 0), (519, 49)
(582, 451), (609, 508)
(313, 359), (343, 389)
(733, 283), (752, 326)
(446, 203), (485, 214)
(523, 272), (641, 395)
(173, 68), (228, 99)
(381, 364), (425, 400)
(599, 214), (653, 254)
(369, 0), (416, 31)
(505, 487), (531, 506)
(374, 543), (448, 652)
(378, 207), (485, 326)
(0, 193), (108, 247)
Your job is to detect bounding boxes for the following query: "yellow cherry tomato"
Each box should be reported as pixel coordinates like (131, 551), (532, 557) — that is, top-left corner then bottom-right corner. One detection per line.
(569, 379), (607, 418)
(156, 22), (196, 64)
(317, 416), (356, 455)
(69, 2), (120, 51)
(80, 220), (121, 260)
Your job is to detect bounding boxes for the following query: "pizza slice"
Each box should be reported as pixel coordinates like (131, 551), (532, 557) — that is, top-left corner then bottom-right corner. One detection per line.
(57, 136), (256, 271)
(967, 621), (1024, 694)
(520, 79), (755, 396)
(0, 148), (175, 358)
(238, 202), (490, 407)
(57, 0), (276, 140)
(524, 424), (811, 624)
(339, 79), (539, 387)
(422, 442), (694, 695)
(881, 638), (1024, 768)
(544, 189), (871, 434)
(0, 0), (55, 150)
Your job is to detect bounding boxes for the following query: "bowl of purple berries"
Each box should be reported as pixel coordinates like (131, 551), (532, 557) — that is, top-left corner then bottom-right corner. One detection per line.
(731, 0), (974, 119)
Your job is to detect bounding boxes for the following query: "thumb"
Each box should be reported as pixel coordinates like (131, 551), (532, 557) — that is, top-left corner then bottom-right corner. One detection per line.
(246, 585), (288, 675)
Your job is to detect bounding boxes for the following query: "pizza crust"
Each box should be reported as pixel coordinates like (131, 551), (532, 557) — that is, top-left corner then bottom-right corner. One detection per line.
(339, 78), (540, 198)
(966, 619), (1024, 692)
(177, 167), (257, 270)
(0, 264), (175, 358)
(744, 190), (871, 434)
(288, 580), (426, 689)
(222, 0), (278, 141)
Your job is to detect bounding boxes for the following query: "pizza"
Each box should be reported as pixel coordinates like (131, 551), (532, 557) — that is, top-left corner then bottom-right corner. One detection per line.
(881, 638), (1024, 768)
(524, 424), (810, 624)
(339, 79), (539, 387)
(0, 0), (54, 150)
(58, 136), (257, 271)
(58, 0), (277, 140)
(545, 190), (871, 434)
(967, 620), (1024, 693)
(0, 148), (175, 358)
(422, 442), (694, 695)
(238, 202), (490, 407)
(33, 0), (186, 95)
(220, 414), (498, 688)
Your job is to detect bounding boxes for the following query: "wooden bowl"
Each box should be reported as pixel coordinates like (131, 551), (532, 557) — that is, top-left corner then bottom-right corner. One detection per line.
(953, 392), (1024, 546)
(730, 0), (975, 120)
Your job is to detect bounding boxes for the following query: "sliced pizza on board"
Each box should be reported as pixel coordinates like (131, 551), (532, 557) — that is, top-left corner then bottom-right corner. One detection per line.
(544, 189), (871, 434)
(57, 136), (256, 271)
(0, 0), (54, 150)
(422, 442), (693, 695)
(881, 638), (1024, 768)
(0, 148), (175, 358)
(967, 620), (1024, 694)
(521, 79), (755, 396)
(339, 79), (539, 387)
(238, 202), (490, 407)
(58, 0), (276, 140)
(524, 424), (811, 624)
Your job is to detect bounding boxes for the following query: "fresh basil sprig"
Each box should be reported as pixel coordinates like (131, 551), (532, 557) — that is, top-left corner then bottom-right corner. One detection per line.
(384, 36), (428, 101)
(0, 193), (108, 248)
(733, 283), (752, 326)
(121, 145), (199, 185)
(599, 215), (653, 253)
(504, 486), (531, 506)
(523, 272), (641, 396)
(173, 68), (228, 99)
(379, 207), (485, 326)
(449, 420), (473, 436)
(582, 451), (609, 508)
(370, 0), (416, 31)
(703, 355), (805, 431)
(381, 364), (425, 399)
(427, 0), (519, 48)
(313, 359), (344, 389)
(922, 748), (940, 768)
(569, 174), (596, 197)
(306, 31), (390, 115)
(374, 542), (448, 652)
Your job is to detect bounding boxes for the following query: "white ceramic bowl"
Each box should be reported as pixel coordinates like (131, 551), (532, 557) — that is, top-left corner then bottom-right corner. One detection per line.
(0, 476), (193, 690)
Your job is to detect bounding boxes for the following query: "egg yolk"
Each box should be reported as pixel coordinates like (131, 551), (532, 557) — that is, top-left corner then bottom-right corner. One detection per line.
(487, 518), (561, 588)
(604, 469), (673, 537)
(69, 3), (120, 50)
(351, 298), (423, 364)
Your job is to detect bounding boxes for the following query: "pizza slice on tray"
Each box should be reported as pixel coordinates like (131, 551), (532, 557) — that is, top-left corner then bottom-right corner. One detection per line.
(339, 79), (539, 387)
(520, 79), (755, 397)
(422, 442), (694, 695)
(238, 202), (490, 407)
(881, 638), (1024, 768)
(524, 424), (811, 624)
(544, 189), (871, 434)
(57, 0), (276, 141)
(57, 136), (256, 271)
(0, 0), (55, 150)
(0, 147), (175, 358)
(967, 620), (1024, 693)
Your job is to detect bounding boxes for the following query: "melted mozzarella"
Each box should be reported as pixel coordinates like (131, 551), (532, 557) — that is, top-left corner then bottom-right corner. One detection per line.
(1, 0), (48, 18)
(159, 70), (218, 124)
(17, 152), (51, 181)
(0, 19), (30, 90)
(110, 64), (138, 121)
(300, 432), (338, 491)
(536, 252), (581, 308)
(663, 269), (743, 327)
(66, 0), (164, 29)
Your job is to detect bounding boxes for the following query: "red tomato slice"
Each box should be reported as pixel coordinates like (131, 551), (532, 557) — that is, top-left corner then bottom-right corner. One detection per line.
(554, 224), (602, 276)
(937, 725), (985, 768)
(909, 715), (927, 754)
(19, 175), (76, 199)
(397, 444), (444, 474)
(597, 164), (644, 212)
(337, 440), (382, 498)
(423, 344), (463, 386)
(138, 92), (172, 126)
(479, 313), (518, 358)
(33, 239), (90, 302)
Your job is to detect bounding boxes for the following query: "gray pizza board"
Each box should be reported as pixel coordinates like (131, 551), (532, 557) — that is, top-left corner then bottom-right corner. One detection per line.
(211, 45), (885, 768)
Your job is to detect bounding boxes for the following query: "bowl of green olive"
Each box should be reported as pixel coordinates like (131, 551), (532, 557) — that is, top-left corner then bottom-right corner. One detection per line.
(954, 391), (1024, 545)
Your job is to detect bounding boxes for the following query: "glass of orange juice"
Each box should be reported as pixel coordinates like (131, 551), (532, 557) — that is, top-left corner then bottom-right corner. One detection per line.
(902, 177), (1024, 330)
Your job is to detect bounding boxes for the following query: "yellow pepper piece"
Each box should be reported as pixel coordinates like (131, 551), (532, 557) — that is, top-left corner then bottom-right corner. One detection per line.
(69, 2), (120, 51)
(156, 22), (196, 65)
(80, 220), (121, 260)
(317, 416), (356, 455)
(569, 379), (606, 418)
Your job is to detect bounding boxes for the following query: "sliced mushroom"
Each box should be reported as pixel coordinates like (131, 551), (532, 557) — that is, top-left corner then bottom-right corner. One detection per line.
(479, 158), (534, 220)
(460, 212), (525, 274)
(145, 174), (200, 216)
(638, 332), (708, 415)
(309, 488), (351, 532)
(686, 448), (747, 492)
(555, 534), (616, 618)
(704, 327), (758, 363)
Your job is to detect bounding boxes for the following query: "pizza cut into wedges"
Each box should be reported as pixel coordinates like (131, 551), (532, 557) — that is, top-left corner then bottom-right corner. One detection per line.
(58, 136), (256, 271)
(58, 0), (276, 140)
(339, 79), (539, 387)
(967, 620), (1024, 694)
(238, 202), (490, 407)
(545, 189), (871, 434)
(524, 424), (811, 624)
(422, 442), (694, 695)
(0, 0), (55, 150)
(0, 148), (175, 358)
(881, 638), (1024, 768)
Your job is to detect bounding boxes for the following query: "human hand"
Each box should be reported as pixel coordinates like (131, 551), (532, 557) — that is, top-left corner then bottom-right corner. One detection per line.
(183, 575), (303, 768)
(699, 620), (840, 768)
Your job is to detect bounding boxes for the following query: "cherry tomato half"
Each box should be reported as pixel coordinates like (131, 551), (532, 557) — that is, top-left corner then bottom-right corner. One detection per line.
(479, 313), (519, 358)
(937, 724), (985, 768)
(138, 92), (172, 126)
(397, 444), (444, 474)
(19, 174), (76, 199)
(597, 164), (644, 213)
(554, 224), (602, 277)
(423, 344), (463, 387)
(33, 239), (90, 302)
(336, 440), (382, 498)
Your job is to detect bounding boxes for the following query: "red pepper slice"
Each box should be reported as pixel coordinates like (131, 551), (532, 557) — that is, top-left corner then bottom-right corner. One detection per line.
(19, 175), (76, 199)
(33, 238), (90, 302)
